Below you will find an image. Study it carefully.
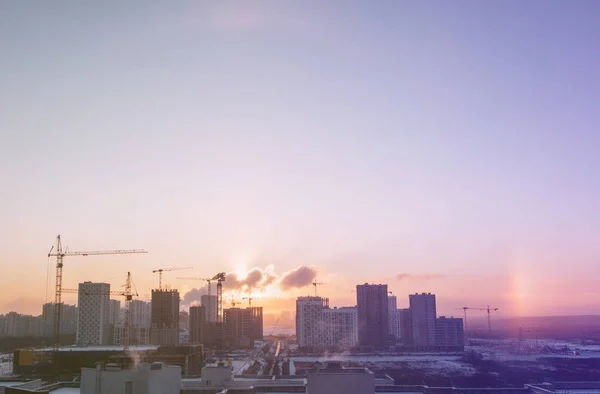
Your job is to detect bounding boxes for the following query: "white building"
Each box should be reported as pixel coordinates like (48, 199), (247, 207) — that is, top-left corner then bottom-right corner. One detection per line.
(81, 362), (180, 394)
(322, 307), (358, 349)
(77, 282), (111, 346)
(409, 293), (437, 349)
(296, 297), (358, 350)
(200, 294), (218, 323)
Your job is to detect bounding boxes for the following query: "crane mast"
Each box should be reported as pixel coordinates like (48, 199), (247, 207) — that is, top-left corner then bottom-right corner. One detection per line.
(48, 235), (147, 349)
(61, 271), (138, 349)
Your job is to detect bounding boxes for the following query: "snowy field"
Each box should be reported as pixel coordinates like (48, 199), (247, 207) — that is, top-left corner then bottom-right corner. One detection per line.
(467, 338), (600, 361)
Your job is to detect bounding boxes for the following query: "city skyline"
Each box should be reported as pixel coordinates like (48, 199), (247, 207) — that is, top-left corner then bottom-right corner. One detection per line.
(3, 2), (600, 317)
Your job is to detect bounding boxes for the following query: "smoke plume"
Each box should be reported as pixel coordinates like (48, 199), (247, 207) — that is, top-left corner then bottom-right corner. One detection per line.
(182, 265), (317, 304)
(279, 266), (317, 290)
(224, 266), (278, 294)
(181, 287), (207, 306)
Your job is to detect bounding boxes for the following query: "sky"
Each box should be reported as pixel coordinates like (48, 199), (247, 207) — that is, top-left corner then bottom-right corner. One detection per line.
(1, 1), (600, 318)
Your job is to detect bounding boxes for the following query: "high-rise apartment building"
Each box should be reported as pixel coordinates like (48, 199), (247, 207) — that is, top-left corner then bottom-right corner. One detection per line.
(189, 305), (206, 344)
(128, 300), (152, 345)
(77, 282), (111, 346)
(42, 303), (78, 337)
(201, 295), (218, 323)
(108, 300), (121, 326)
(409, 293), (437, 349)
(1, 312), (44, 337)
(322, 307), (358, 349)
(150, 289), (180, 345)
(399, 308), (413, 345)
(248, 307), (263, 342)
(435, 316), (464, 350)
(296, 297), (358, 351)
(387, 296), (401, 343)
(224, 308), (253, 349)
(356, 284), (389, 348)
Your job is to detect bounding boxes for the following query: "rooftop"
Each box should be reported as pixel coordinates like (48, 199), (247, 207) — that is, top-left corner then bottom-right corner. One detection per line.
(30, 345), (159, 352)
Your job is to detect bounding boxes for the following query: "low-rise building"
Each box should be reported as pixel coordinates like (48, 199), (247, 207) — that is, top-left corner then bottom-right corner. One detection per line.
(81, 362), (180, 394)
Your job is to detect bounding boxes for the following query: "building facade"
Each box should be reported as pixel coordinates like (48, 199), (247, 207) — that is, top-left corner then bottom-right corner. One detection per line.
(150, 289), (180, 345)
(223, 308), (253, 348)
(296, 297), (358, 351)
(399, 308), (413, 346)
(356, 284), (389, 348)
(387, 296), (402, 343)
(200, 294), (218, 323)
(248, 306), (263, 341)
(435, 316), (464, 350)
(189, 305), (206, 344)
(409, 293), (437, 350)
(77, 282), (111, 346)
(42, 303), (78, 337)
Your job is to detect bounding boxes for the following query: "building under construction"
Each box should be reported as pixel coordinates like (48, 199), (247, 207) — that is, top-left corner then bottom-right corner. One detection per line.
(150, 289), (180, 346)
(223, 307), (264, 349)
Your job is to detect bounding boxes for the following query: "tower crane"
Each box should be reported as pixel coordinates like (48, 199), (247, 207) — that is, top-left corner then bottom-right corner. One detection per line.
(312, 282), (323, 297)
(62, 271), (138, 349)
(243, 297), (253, 307)
(177, 277), (213, 297)
(212, 272), (226, 322)
(47, 235), (147, 349)
(152, 267), (192, 290)
(456, 306), (499, 335)
(453, 307), (470, 337)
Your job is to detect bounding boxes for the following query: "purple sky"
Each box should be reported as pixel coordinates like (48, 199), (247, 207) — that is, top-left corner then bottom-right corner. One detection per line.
(1, 1), (600, 316)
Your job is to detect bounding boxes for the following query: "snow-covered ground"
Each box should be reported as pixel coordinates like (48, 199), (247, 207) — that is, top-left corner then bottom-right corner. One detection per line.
(467, 338), (600, 361)
(290, 354), (463, 363)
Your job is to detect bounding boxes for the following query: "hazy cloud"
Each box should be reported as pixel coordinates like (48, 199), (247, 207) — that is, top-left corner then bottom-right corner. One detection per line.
(280, 266), (317, 290)
(396, 273), (446, 281)
(181, 287), (207, 306)
(224, 266), (278, 294)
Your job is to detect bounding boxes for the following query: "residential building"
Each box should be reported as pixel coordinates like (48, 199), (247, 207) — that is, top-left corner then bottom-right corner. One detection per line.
(42, 303), (78, 337)
(399, 308), (413, 345)
(1, 313), (44, 337)
(189, 305), (206, 344)
(435, 316), (464, 351)
(409, 293), (437, 350)
(296, 296), (358, 351)
(150, 289), (180, 345)
(356, 283), (389, 348)
(224, 307), (253, 348)
(4, 312), (20, 336)
(129, 300), (151, 345)
(109, 300), (121, 326)
(77, 282), (111, 346)
(388, 296), (401, 342)
(248, 306), (264, 341)
(322, 307), (358, 349)
(200, 294), (217, 323)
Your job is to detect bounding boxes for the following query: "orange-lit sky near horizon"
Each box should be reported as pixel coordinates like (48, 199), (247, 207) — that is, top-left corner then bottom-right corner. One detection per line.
(2, 2), (600, 317)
